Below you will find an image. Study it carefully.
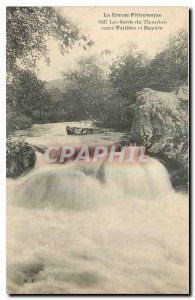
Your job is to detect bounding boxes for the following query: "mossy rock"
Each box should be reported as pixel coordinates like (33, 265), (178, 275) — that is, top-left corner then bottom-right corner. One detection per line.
(6, 139), (36, 178)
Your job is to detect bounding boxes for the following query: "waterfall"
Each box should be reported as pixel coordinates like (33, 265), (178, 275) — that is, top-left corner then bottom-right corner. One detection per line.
(7, 122), (188, 294)
(8, 157), (172, 210)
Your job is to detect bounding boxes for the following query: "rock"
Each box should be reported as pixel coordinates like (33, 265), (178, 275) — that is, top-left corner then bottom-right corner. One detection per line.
(176, 85), (188, 102)
(14, 124), (30, 130)
(130, 86), (188, 190)
(6, 139), (36, 178)
(66, 126), (94, 135)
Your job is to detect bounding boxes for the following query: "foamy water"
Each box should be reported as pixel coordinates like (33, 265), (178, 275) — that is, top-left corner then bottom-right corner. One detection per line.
(7, 122), (189, 294)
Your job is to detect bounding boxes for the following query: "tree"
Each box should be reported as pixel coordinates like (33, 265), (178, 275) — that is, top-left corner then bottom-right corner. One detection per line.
(6, 7), (93, 78)
(109, 46), (149, 102)
(147, 29), (188, 91)
(63, 56), (106, 122)
(6, 7), (94, 134)
(63, 56), (133, 129)
(7, 70), (49, 125)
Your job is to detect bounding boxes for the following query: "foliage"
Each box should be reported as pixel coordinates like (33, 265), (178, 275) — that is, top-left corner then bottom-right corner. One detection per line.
(7, 69), (49, 118)
(6, 7), (92, 78)
(109, 29), (188, 100)
(146, 29), (188, 91)
(6, 70), (51, 136)
(109, 46), (149, 102)
(61, 56), (132, 129)
(7, 17), (188, 137)
(7, 109), (33, 136)
(6, 7), (94, 135)
(63, 56), (106, 121)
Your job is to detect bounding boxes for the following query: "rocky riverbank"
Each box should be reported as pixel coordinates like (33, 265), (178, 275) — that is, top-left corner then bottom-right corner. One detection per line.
(129, 86), (188, 191)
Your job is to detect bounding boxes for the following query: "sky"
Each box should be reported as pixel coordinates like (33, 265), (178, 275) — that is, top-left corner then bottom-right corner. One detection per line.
(36, 7), (188, 82)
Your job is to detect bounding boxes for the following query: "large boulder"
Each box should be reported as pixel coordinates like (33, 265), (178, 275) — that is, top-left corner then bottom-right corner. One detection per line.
(130, 86), (188, 190)
(6, 139), (36, 178)
(66, 126), (94, 135)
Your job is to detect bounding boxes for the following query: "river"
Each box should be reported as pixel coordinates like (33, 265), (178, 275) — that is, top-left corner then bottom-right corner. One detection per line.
(7, 122), (189, 294)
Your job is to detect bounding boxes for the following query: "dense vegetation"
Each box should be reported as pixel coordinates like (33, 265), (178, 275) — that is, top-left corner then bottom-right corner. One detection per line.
(6, 6), (92, 134)
(6, 8), (188, 189)
(47, 29), (188, 130)
(6, 7), (188, 135)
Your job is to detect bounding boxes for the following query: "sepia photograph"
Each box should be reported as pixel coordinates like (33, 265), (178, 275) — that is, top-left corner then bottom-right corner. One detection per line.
(6, 6), (189, 294)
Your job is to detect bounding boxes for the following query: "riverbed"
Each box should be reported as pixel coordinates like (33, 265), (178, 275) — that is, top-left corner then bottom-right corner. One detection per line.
(7, 122), (189, 294)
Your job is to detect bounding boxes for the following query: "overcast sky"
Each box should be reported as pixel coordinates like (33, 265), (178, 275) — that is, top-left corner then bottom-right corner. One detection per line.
(36, 7), (188, 81)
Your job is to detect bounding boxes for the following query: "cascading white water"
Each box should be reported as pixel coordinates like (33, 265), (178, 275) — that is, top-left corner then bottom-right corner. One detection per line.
(7, 122), (189, 294)
(8, 156), (172, 210)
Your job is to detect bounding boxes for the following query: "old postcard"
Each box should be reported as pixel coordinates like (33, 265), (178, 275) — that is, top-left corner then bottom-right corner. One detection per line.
(6, 7), (189, 294)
